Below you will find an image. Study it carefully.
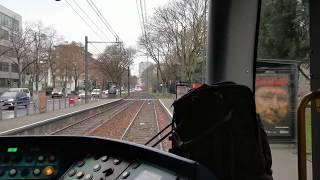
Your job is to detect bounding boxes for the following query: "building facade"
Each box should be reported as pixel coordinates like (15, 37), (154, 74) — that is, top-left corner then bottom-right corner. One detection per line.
(0, 4), (22, 93)
(138, 61), (152, 77)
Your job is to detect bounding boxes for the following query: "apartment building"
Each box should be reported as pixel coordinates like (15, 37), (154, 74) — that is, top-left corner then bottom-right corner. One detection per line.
(0, 4), (22, 93)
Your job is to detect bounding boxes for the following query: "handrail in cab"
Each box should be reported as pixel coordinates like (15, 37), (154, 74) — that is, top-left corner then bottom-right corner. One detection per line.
(297, 90), (320, 180)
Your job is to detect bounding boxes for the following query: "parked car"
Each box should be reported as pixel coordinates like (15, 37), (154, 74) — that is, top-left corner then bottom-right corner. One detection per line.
(108, 85), (117, 95)
(0, 91), (30, 110)
(91, 89), (101, 98)
(51, 88), (64, 98)
(78, 90), (85, 99)
(8, 88), (31, 98)
(102, 89), (108, 95)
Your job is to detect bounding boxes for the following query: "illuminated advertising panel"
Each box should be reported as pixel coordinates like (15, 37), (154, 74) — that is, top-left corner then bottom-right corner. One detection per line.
(255, 71), (296, 139)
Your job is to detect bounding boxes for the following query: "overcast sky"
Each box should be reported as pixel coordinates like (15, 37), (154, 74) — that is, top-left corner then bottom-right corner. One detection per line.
(0, 0), (169, 76)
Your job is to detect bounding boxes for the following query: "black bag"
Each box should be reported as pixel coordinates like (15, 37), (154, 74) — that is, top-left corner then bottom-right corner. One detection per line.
(169, 82), (273, 180)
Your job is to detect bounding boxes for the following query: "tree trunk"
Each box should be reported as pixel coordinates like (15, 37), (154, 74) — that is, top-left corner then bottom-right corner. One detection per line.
(52, 75), (56, 88)
(18, 60), (22, 88)
(35, 61), (39, 91)
(18, 71), (21, 88)
(119, 78), (122, 96)
(75, 76), (78, 92)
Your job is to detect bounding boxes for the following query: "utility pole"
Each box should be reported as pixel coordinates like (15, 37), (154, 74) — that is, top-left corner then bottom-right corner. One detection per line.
(202, 0), (208, 84)
(127, 66), (130, 96)
(119, 41), (122, 97)
(146, 56), (149, 91)
(84, 36), (121, 100)
(35, 32), (39, 92)
(84, 36), (89, 104)
(157, 49), (160, 91)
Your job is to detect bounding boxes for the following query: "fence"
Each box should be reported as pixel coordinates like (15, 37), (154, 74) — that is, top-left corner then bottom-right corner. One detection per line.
(0, 96), (101, 120)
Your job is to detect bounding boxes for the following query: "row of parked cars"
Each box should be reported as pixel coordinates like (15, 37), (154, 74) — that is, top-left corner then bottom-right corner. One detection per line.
(51, 88), (107, 99)
(0, 88), (31, 110)
(0, 86), (122, 110)
(78, 89), (108, 99)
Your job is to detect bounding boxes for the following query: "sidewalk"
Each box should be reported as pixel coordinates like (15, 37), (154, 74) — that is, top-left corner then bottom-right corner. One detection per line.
(0, 98), (120, 134)
(159, 98), (174, 116)
(271, 144), (312, 180)
(159, 98), (312, 180)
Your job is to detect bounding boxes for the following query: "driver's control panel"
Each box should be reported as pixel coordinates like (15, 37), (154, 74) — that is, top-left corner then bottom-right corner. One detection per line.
(0, 136), (217, 180)
(63, 156), (180, 180)
(63, 155), (132, 180)
(0, 147), (64, 179)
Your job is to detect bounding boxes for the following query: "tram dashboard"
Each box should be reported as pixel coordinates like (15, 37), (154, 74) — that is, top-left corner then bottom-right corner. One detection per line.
(0, 136), (215, 180)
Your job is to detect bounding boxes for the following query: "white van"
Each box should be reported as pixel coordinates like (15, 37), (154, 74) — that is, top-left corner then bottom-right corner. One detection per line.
(8, 88), (31, 98)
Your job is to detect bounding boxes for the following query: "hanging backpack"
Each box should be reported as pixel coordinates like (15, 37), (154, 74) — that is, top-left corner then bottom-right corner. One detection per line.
(169, 82), (273, 180)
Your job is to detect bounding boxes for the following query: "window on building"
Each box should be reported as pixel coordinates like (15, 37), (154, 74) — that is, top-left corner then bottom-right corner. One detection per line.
(4, 16), (8, 26)
(0, 62), (9, 72)
(0, 14), (4, 26)
(0, 28), (9, 40)
(0, 78), (7, 87)
(11, 63), (19, 73)
(13, 19), (19, 31)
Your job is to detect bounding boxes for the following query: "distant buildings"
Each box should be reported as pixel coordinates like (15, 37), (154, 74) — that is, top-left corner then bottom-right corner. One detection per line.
(138, 61), (152, 77)
(0, 4), (22, 93)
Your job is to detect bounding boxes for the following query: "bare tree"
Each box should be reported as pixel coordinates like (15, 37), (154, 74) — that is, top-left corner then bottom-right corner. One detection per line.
(42, 28), (62, 88)
(97, 44), (135, 93)
(6, 24), (34, 88)
(30, 22), (54, 91)
(139, 0), (208, 83)
(55, 42), (85, 91)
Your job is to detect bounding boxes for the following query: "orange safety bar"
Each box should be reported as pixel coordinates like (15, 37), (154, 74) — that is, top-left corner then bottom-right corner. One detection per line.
(297, 90), (320, 180)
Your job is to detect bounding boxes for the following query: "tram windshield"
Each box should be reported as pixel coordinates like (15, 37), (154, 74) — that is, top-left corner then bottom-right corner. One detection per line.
(0, 0), (311, 179)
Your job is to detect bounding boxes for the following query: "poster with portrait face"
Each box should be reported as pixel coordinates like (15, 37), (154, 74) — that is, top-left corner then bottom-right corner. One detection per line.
(255, 73), (295, 137)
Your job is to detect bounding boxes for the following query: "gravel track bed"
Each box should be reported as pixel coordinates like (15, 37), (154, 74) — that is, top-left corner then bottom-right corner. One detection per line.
(89, 101), (144, 138)
(122, 100), (160, 149)
(125, 91), (155, 99)
(51, 101), (132, 135)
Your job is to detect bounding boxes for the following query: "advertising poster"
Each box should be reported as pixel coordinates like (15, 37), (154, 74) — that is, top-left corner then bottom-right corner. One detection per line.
(255, 73), (294, 137)
(37, 91), (47, 113)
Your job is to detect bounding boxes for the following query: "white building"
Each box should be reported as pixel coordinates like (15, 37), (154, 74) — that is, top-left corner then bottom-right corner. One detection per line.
(0, 4), (22, 93)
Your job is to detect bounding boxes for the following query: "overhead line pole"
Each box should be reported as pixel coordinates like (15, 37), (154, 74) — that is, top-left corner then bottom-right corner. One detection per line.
(85, 36), (89, 104)
(84, 36), (124, 103)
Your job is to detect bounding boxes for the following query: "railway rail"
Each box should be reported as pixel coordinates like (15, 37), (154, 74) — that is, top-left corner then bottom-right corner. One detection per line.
(48, 92), (172, 151)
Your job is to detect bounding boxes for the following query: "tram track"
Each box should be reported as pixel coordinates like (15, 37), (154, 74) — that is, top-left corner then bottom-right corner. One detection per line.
(121, 100), (163, 150)
(44, 92), (172, 151)
(50, 100), (133, 135)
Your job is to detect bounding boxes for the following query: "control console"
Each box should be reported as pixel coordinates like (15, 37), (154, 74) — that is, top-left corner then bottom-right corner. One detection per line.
(0, 136), (216, 180)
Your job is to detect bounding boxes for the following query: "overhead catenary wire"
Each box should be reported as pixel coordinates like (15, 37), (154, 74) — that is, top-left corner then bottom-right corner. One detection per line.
(71, 0), (112, 41)
(86, 0), (119, 41)
(64, 0), (105, 41)
(91, 43), (103, 54)
(88, 0), (118, 39)
(140, 0), (147, 34)
(135, 0), (145, 37)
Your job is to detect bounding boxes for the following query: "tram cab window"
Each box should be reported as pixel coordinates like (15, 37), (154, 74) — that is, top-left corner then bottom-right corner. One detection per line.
(0, 0), (312, 179)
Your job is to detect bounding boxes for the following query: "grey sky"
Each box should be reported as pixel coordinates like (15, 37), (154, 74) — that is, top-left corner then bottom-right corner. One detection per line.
(0, 0), (168, 76)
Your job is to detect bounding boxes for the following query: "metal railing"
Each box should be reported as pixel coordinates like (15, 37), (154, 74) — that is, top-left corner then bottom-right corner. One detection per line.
(0, 96), (102, 120)
(297, 90), (320, 180)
